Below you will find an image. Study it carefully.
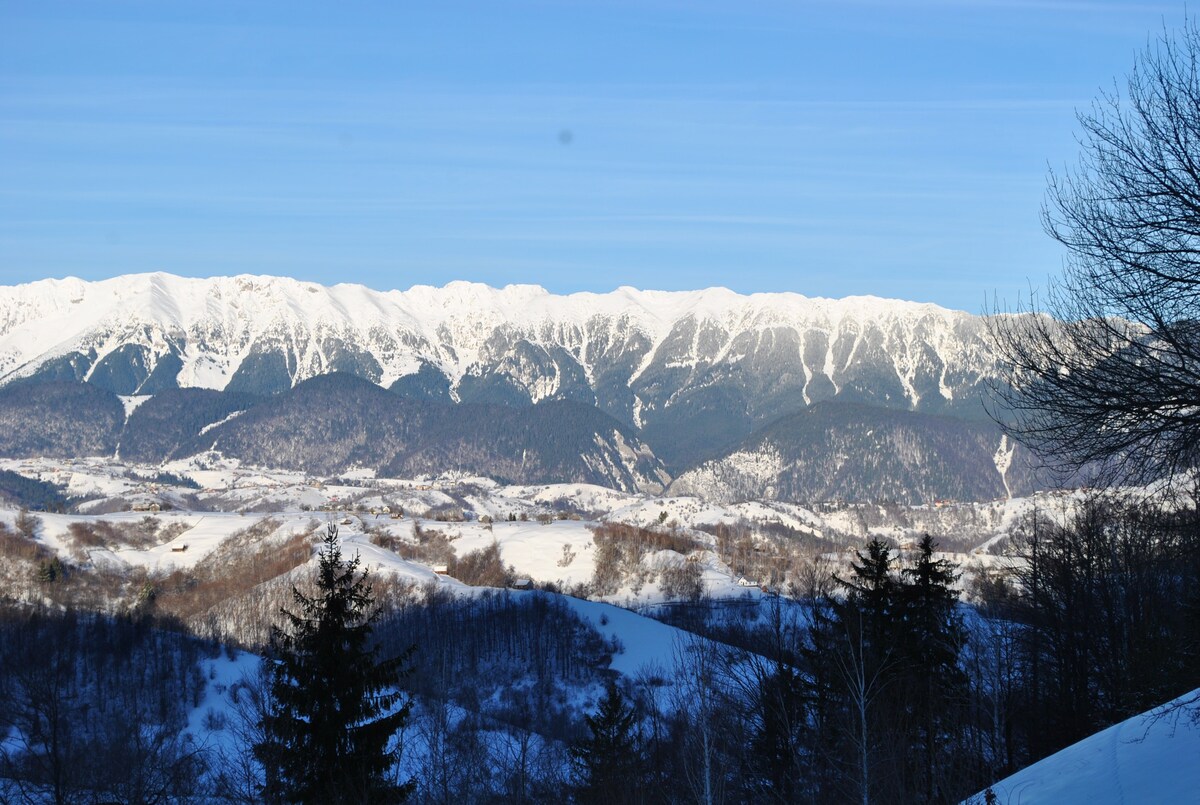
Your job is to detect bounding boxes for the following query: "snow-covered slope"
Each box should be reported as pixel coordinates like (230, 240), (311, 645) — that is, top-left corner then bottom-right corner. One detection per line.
(967, 690), (1200, 804)
(0, 274), (1001, 469)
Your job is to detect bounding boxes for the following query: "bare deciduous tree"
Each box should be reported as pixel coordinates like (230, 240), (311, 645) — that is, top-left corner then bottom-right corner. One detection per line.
(670, 637), (729, 805)
(989, 20), (1200, 484)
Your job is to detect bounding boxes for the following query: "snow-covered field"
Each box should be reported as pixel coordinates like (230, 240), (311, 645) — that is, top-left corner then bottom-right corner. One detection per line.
(2, 452), (1117, 620)
(1, 452), (1069, 550)
(1, 451), (1093, 749)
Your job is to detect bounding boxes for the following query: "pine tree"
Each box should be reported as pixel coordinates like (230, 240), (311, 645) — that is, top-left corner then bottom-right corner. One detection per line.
(256, 525), (412, 804)
(749, 596), (807, 801)
(800, 595), (848, 801)
(572, 680), (643, 804)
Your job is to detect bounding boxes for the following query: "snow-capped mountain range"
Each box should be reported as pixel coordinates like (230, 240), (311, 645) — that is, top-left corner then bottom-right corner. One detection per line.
(4, 275), (988, 403)
(0, 273), (994, 397)
(1, 273), (998, 443)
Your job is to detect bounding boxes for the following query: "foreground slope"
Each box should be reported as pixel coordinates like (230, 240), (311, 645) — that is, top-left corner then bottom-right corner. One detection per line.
(968, 690), (1200, 804)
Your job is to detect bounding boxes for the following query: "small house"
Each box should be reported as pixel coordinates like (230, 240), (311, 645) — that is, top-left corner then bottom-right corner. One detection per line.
(737, 577), (758, 588)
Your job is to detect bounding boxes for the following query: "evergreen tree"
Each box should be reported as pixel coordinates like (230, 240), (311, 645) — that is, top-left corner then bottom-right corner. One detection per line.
(800, 595), (849, 801)
(837, 539), (898, 619)
(833, 537), (902, 680)
(824, 538), (904, 804)
(899, 534), (966, 803)
(256, 525), (412, 804)
(749, 596), (807, 802)
(806, 537), (973, 803)
(572, 680), (643, 804)
(750, 662), (807, 802)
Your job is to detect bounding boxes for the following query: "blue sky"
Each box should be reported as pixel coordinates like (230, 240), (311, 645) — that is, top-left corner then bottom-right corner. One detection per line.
(0, 1), (1182, 311)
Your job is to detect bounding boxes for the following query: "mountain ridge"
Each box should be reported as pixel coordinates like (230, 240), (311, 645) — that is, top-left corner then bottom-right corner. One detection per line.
(0, 272), (1003, 472)
(0, 273), (986, 390)
(0, 272), (1046, 496)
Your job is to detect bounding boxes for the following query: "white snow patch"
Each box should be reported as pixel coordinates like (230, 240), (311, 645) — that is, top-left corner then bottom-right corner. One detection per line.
(993, 434), (1015, 500)
(560, 596), (701, 677)
(198, 409), (244, 436)
(118, 395), (152, 417)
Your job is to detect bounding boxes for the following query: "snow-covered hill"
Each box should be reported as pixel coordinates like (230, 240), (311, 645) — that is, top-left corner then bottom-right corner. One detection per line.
(0, 273), (1002, 470)
(0, 453), (1055, 600)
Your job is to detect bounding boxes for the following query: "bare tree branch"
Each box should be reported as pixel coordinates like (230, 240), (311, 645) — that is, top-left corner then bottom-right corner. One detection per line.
(989, 20), (1200, 485)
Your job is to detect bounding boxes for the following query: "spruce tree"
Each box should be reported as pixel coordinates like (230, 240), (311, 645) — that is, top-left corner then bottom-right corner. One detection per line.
(834, 537), (901, 668)
(827, 537), (904, 804)
(750, 662), (806, 801)
(572, 681), (643, 804)
(899, 534), (966, 803)
(256, 525), (412, 804)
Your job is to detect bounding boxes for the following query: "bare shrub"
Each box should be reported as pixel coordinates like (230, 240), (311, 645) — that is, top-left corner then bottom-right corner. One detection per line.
(660, 561), (703, 601)
(14, 509), (41, 539)
(425, 505), (465, 522)
(588, 522), (705, 597)
(65, 516), (188, 558)
(589, 522), (702, 555)
(591, 537), (625, 597)
(0, 520), (49, 564)
(160, 521), (191, 542)
(68, 521), (109, 549)
(448, 543), (511, 588)
(370, 522), (455, 566)
(152, 522), (314, 625)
